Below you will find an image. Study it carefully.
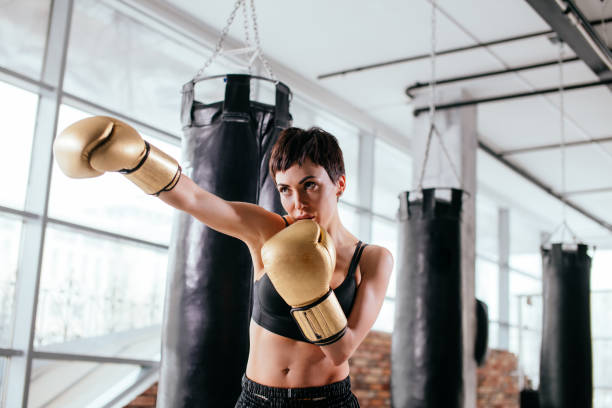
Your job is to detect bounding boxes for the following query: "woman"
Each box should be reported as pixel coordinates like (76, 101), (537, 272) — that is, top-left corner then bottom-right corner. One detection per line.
(54, 119), (393, 406)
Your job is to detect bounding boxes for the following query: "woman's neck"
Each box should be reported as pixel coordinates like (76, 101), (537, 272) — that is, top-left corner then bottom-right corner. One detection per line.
(325, 211), (355, 249)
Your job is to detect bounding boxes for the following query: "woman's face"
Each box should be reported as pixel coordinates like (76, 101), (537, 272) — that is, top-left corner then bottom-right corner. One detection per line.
(274, 159), (345, 227)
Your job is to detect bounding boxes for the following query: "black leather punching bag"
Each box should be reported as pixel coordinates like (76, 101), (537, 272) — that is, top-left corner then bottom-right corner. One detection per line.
(392, 188), (464, 408)
(539, 243), (592, 408)
(158, 74), (291, 408)
(521, 389), (540, 408)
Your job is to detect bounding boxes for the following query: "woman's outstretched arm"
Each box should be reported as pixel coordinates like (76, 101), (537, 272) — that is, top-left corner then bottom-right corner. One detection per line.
(159, 175), (284, 245)
(53, 115), (284, 247)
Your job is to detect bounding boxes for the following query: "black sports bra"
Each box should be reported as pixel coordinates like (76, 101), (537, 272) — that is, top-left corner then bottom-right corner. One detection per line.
(252, 217), (367, 342)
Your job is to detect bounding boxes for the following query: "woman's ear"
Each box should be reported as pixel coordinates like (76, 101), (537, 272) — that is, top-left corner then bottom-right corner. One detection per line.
(336, 175), (346, 199)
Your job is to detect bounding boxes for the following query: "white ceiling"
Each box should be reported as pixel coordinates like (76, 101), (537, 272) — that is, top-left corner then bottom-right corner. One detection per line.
(162, 0), (612, 250)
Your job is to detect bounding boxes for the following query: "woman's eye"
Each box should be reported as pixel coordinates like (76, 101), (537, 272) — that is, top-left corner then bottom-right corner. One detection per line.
(278, 186), (289, 194)
(304, 181), (316, 190)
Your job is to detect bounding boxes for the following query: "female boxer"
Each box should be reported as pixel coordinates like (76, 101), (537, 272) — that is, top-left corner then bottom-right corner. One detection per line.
(54, 119), (393, 407)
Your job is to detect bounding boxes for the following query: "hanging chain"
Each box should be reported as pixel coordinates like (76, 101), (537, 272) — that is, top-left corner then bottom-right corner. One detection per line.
(418, 126), (434, 191)
(603, 0), (610, 48)
(436, 129), (461, 184)
(428, 0), (437, 124)
(241, 0), (252, 74)
(550, 40), (581, 244)
(417, 0), (461, 192)
(417, 0), (438, 191)
(193, 0), (245, 81)
(558, 40), (568, 241)
(249, 0), (276, 80)
(537, 40), (585, 246)
(193, 0), (276, 81)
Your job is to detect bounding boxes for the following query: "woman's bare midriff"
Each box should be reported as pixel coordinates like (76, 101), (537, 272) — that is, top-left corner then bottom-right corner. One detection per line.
(245, 320), (350, 388)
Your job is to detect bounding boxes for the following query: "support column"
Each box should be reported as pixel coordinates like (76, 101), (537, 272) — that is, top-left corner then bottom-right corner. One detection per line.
(411, 89), (478, 408)
(498, 208), (510, 349)
(357, 130), (375, 242)
(5, 1), (73, 407)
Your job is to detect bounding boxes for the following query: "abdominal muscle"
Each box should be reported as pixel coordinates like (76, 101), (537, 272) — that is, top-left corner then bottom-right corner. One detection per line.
(245, 320), (349, 388)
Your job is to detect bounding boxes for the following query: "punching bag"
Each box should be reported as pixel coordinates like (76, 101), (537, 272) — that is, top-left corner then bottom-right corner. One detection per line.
(474, 299), (489, 367)
(521, 389), (540, 408)
(539, 243), (592, 408)
(158, 74), (291, 407)
(392, 188), (464, 408)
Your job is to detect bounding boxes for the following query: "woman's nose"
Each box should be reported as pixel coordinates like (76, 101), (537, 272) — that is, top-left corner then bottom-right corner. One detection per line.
(295, 191), (308, 208)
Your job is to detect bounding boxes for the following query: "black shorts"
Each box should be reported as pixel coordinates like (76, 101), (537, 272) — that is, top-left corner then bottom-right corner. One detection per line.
(234, 374), (360, 407)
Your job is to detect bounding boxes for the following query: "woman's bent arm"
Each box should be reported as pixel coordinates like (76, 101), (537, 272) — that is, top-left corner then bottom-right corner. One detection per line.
(319, 245), (394, 365)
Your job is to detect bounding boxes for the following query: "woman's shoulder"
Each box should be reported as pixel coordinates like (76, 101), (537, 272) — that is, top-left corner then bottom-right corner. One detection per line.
(362, 243), (393, 260)
(360, 244), (394, 279)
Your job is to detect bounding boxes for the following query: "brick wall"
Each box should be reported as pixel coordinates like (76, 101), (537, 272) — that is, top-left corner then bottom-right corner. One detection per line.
(125, 331), (519, 408)
(349, 330), (392, 406)
(348, 331), (520, 408)
(476, 349), (519, 408)
(124, 383), (157, 407)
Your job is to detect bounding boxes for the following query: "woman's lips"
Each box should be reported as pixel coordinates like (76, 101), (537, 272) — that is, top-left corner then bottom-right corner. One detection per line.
(296, 215), (314, 220)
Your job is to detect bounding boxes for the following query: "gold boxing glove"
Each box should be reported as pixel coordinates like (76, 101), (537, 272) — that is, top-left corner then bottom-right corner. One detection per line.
(53, 116), (181, 195)
(261, 219), (347, 345)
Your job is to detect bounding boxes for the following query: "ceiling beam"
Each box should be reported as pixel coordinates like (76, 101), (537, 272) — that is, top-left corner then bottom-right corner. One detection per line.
(405, 56), (580, 97)
(413, 78), (612, 116)
(479, 140), (612, 233)
(564, 186), (612, 196)
(525, 0), (612, 88)
(500, 135), (612, 155)
(317, 17), (612, 80)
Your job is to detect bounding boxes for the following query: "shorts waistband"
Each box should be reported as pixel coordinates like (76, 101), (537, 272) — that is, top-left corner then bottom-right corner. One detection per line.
(241, 375), (352, 399)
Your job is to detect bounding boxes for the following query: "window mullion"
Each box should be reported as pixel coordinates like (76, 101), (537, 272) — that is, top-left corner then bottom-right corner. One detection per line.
(5, 1), (74, 406)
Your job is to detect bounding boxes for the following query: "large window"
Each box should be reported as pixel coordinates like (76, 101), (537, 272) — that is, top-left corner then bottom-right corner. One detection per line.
(368, 138), (411, 333)
(49, 105), (180, 245)
(475, 258), (499, 327)
(592, 250), (612, 290)
(371, 218), (398, 297)
(373, 139), (412, 219)
(509, 206), (547, 275)
(592, 289), (612, 405)
(0, 0), (51, 79)
(338, 203), (361, 236)
(0, 357), (7, 405)
(1, 1), (194, 403)
(64, 0), (234, 136)
(0, 81), (38, 210)
(35, 225), (167, 356)
(509, 272), (541, 328)
(0, 79), (38, 353)
(314, 114), (360, 205)
(0, 214), (22, 348)
(29, 360), (155, 407)
(592, 252), (612, 403)
(371, 218), (398, 333)
(515, 292), (542, 388)
(475, 193), (499, 261)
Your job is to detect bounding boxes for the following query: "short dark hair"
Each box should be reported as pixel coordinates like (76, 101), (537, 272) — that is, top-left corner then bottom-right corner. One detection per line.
(269, 127), (345, 183)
